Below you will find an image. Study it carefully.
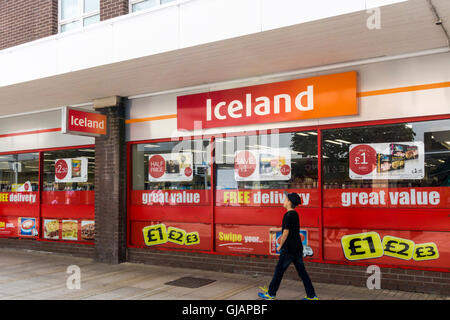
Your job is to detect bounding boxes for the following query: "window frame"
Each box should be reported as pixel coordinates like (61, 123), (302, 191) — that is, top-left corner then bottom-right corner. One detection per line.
(58, 0), (101, 33)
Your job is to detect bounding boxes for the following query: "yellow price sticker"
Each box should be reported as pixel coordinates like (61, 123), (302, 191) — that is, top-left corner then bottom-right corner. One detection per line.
(413, 243), (439, 261)
(382, 235), (415, 260)
(167, 227), (186, 245)
(185, 232), (200, 246)
(142, 224), (168, 246)
(0, 222), (5, 228)
(341, 232), (383, 261)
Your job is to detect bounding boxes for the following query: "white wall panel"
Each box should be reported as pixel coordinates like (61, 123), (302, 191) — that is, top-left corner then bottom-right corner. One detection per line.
(179, 0), (261, 48)
(113, 6), (179, 61)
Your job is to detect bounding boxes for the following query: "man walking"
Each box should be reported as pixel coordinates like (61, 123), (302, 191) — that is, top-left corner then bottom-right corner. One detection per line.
(258, 191), (318, 300)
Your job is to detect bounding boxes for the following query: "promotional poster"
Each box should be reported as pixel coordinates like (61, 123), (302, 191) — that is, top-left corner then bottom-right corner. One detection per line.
(55, 158), (89, 183)
(349, 142), (424, 180)
(234, 148), (291, 181)
(148, 153), (193, 182)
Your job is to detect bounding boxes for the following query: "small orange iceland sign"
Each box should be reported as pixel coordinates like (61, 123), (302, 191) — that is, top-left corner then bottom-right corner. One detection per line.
(177, 71), (358, 130)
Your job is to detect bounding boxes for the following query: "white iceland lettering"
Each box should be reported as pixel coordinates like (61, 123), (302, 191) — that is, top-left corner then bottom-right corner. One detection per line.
(206, 86), (314, 121)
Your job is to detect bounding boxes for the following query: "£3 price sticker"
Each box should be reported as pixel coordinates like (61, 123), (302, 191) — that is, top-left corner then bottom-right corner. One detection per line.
(382, 235), (415, 260)
(413, 242), (439, 261)
(167, 226), (187, 245)
(143, 224), (168, 246)
(341, 232), (384, 261)
(185, 232), (200, 246)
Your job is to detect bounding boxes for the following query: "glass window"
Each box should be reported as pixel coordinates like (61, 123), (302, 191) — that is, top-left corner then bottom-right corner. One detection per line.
(61, 0), (79, 20)
(0, 153), (39, 192)
(84, 0), (100, 13)
(61, 20), (82, 33)
(59, 0), (100, 33)
(43, 148), (95, 191)
(132, 139), (211, 191)
(322, 119), (450, 189)
(83, 14), (100, 26)
(215, 131), (318, 191)
(131, 0), (176, 12)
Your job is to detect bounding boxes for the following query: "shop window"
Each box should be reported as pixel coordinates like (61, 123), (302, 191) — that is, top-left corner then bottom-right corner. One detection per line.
(131, 139), (211, 200)
(215, 131), (318, 207)
(43, 148), (95, 191)
(0, 153), (39, 192)
(41, 148), (95, 243)
(322, 119), (450, 208)
(59, 0), (100, 33)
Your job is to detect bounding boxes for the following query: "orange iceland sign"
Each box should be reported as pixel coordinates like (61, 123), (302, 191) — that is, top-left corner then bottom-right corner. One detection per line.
(177, 71), (358, 130)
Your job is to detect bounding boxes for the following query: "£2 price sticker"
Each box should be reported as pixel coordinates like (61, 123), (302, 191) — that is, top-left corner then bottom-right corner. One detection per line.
(413, 242), (439, 261)
(341, 232), (384, 261)
(382, 235), (415, 260)
(143, 224), (168, 246)
(167, 226), (186, 245)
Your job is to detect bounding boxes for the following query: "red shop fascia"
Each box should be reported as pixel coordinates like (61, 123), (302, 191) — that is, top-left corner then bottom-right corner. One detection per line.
(126, 71), (450, 273)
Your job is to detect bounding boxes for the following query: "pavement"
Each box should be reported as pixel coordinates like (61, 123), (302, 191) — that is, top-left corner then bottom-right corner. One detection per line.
(0, 248), (448, 300)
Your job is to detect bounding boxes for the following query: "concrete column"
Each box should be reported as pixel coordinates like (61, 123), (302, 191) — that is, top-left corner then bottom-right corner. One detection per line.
(94, 97), (127, 264)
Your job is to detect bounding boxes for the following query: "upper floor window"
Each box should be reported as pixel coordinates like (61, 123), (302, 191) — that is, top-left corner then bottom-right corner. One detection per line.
(59, 0), (100, 33)
(130, 0), (176, 13)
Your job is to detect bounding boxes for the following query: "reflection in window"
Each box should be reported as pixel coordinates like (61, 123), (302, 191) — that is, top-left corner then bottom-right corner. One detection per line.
(322, 119), (450, 189)
(215, 132), (318, 190)
(0, 153), (39, 192)
(43, 148), (95, 191)
(132, 140), (211, 190)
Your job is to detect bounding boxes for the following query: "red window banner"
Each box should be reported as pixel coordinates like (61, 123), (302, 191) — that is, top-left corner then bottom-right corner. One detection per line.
(130, 221), (211, 251)
(131, 190), (210, 206)
(0, 192), (38, 204)
(216, 189), (319, 207)
(177, 71), (358, 130)
(324, 187), (450, 208)
(42, 191), (95, 206)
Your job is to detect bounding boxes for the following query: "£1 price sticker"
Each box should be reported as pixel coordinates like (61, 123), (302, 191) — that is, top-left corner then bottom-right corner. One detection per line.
(185, 232), (200, 246)
(413, 242), (439, 261)
(382, 235), (415, 260)
(143, 224), (168, 246)
(341, 232), (383, 261)
(167, 226), (186, 245)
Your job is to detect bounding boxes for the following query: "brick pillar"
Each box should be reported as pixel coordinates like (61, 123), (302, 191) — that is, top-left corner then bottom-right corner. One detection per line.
(94, 98), (127, 264)
(100, 0), (129, 21)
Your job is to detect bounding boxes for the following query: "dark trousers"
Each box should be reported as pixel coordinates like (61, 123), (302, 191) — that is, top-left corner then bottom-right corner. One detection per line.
(268, 251), (316, 298)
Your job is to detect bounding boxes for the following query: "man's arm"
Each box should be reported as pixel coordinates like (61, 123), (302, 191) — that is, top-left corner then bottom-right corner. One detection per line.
(277, 229), (289, 251)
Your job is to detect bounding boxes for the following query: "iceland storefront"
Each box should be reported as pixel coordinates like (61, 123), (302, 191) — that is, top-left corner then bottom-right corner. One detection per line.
(125, 52), (449, 294)
(0, 51), (449, 295)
